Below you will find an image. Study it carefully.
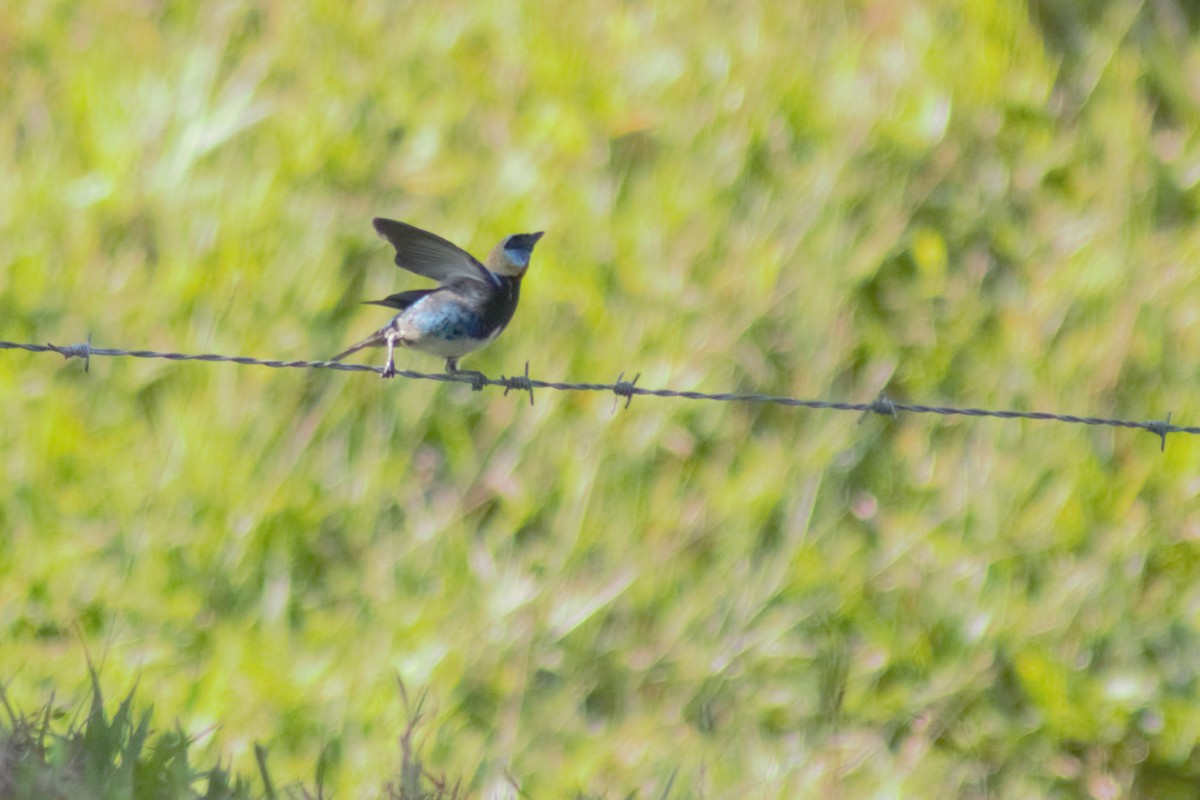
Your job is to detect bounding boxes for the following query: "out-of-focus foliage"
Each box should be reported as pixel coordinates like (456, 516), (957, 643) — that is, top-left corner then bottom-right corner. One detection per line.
(0, 674), (257, 800)
(4, 0), (1200, 796)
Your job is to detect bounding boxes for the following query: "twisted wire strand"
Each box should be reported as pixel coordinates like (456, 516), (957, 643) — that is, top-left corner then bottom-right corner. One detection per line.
(1, 339), (1191, 446)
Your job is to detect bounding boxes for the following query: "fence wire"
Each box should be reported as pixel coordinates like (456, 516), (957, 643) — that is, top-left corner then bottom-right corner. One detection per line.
(1, 338), (1192, 448)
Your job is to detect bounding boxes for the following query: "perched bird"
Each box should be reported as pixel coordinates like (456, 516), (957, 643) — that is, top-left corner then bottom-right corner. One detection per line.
(333, 218), (544, 380)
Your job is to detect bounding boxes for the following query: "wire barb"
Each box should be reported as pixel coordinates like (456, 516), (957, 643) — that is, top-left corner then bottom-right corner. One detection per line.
(1145, 412), (1173, 452)
(501, 361), (535, 406)
(612, 372), (640, 411)
(869, 394), (896, 417)
(860, 392), (896, 424)
(46, 336), (92, 373)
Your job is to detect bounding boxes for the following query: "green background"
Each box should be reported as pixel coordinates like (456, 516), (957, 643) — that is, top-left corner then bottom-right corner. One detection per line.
(4, 0), (1200, 796)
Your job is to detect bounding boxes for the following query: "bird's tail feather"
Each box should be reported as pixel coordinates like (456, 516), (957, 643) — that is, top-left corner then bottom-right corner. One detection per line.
(331, 330), (388, 362)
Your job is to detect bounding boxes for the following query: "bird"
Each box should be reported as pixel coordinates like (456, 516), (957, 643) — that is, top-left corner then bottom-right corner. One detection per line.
(332, 218), (544, 381)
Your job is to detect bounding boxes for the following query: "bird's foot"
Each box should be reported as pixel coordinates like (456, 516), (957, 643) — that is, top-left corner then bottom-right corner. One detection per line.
(446, 360), (486, 391)
(381, 359), (397, 379)
(459, 370), (488, 391)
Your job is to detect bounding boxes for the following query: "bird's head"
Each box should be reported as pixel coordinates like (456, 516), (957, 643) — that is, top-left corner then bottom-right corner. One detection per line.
(486, 231), (544, 277)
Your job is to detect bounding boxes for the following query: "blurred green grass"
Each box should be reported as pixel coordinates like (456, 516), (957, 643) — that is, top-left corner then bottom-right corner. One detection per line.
(5, 0), (1200, 797)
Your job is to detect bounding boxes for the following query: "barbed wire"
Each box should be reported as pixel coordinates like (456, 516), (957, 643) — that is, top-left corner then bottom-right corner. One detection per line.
(1, 338), (1192, 448)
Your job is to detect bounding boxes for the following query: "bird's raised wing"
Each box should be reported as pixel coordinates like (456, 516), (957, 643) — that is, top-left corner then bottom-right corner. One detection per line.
(373, 218), (492, 284)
